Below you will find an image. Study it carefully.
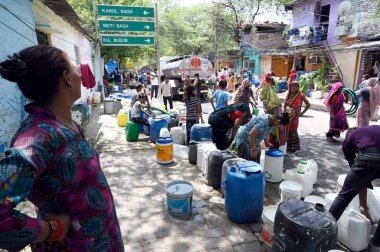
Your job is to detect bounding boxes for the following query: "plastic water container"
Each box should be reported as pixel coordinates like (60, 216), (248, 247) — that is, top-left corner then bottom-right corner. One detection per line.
(337, 209), (370, 251)
(297, 160), (308, 172)
(307, 159), (318, 184)
(188, 141), (199, 164)
(283, 168), (297, 181)
(170, 127), (185, 145)
(207, 150), (237, 189)
(159, 128), (170, 138)
(304, 195), (327, 208)
(264, 149), (284, 182)
(295, 168), (313, 198)
(117, 111), (129, 127)
(279, 181), (302, 202)
(156, 137), (173, 165)
(166, 180), (193, 216)
(262, 205), (278, 248)
(114, 99), (122, 115)
(104, 98), (114, 114)
(190, 124), (213, 142)
(224, 161), (265, 223)
(221, 158), (245, 196)
(93, 96), (101, 104)
(149, 116), (170, 142)
(272, 200), (338, 252)
(279, 144), (287, 156)
(173, 144), (188, 160)
(197, 142), (216, 172)
(201, 150), (213, 176)
(125, 122), (139, 142)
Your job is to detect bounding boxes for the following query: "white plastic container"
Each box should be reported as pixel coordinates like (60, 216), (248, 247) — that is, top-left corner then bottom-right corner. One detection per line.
(283, 168), (297, 181)
(296, 160), (308, 172)
(304, 195), (327, 208)
(104, 98), (114, 114)
(262, 205), (278, 248)
(201, 150), (213, 176)
(295, 168), (313, 198)
(311, 90), (323, 99)
(159, 128), (170, 138)
(367, 189), (380, 222)
(170, 127), (185, 145)
(264, 149), (284, 183)
(337, 209), (371, 252)
(307, 159), (318, 184)
(279, 181), (303, 202)
(325, 192), (360, 212)
(279, 144), (287, 156)
(197, 143), (216, 172)
(370, 187), (380, 204)
(173, 144), (188, 160)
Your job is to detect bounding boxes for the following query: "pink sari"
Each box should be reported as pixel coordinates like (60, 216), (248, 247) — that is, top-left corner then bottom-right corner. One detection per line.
(324, 82), (349, 131)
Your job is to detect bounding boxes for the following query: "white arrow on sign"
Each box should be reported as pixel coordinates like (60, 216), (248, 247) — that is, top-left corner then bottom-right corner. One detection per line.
(145, 39), (151, 43)
(143, 11), (150, 15)
(144, 25), (150, 30)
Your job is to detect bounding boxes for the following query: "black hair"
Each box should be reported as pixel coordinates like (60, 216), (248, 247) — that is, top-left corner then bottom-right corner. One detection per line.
(0, 45), (70, 103)
(219, 80), (227, 89)
(139, 93), (147, 99)
(136, 84), (143, 91)
(186, 84), (196, 98)
(276, 113), (290, 125)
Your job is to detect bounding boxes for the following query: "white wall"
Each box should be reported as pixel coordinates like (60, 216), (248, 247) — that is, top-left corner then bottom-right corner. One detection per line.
(0, 0), (36, 152)
(34, 0), (95, 104)
(333, 47), (358, 89)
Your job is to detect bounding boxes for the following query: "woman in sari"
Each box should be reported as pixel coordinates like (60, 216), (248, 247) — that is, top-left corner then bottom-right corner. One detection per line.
(324, 82), (349, 142)
(356, 77), (380, 127)
(260, 73), (285, 149)
(284, 81), (311, 152)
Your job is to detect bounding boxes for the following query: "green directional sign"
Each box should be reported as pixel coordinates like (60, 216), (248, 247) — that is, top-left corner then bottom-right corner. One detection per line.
(97, 4), (154, 18)
(101, 35), (155, 46)
(99, 20), (155, 32)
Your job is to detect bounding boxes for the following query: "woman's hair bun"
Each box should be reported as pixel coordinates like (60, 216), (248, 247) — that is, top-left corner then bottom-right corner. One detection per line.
(0, 53), (28, 83)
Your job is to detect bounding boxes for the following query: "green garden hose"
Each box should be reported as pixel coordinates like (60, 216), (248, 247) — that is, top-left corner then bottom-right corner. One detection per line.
(343, 88), (359, 116)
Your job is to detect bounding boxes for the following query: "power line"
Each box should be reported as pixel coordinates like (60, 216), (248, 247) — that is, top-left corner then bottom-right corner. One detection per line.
(0, 20), (36, 45)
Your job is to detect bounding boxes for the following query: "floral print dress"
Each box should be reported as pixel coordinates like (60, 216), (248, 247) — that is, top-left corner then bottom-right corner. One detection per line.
(0, 103), (124, 252)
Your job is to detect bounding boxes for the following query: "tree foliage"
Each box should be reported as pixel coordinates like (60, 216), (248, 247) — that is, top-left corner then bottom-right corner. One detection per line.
(212, 0), (287, 44)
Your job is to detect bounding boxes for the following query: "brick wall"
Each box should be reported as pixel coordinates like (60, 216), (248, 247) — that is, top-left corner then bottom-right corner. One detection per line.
(250, 32), (289, 50)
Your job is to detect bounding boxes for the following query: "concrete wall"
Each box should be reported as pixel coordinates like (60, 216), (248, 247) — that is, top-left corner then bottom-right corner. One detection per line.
(250, 32), (288, 50)
(292, 0), (341, 45)
(0, 0), (36, 153)
(349, 0), (380, 37)
(34, 0), (94, 104)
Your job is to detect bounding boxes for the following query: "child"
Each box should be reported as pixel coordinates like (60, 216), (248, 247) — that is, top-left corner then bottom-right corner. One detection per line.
(132, 93), (153, 126)
(185, 85), (203, 144)
(210, 80), (230, 111)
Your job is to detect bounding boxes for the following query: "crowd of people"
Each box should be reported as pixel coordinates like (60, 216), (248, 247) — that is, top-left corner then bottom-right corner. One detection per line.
(0, 44), (380, 250)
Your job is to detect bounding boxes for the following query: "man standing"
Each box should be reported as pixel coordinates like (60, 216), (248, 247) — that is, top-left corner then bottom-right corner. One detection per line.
(158, 77), (173, 111)
(329, 126), (380, 250)
(150, 72), (159, 100)
(194, 73), (202, 100)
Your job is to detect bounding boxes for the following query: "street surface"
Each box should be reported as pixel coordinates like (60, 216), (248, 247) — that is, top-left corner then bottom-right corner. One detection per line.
(84, 96), (380, 251)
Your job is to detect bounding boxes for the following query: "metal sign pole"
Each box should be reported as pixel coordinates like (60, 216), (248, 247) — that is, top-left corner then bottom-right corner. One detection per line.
(155, 2), (160, 79)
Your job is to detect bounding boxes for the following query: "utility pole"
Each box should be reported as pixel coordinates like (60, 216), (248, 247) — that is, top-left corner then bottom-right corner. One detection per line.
(155, 2), (160, 80)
